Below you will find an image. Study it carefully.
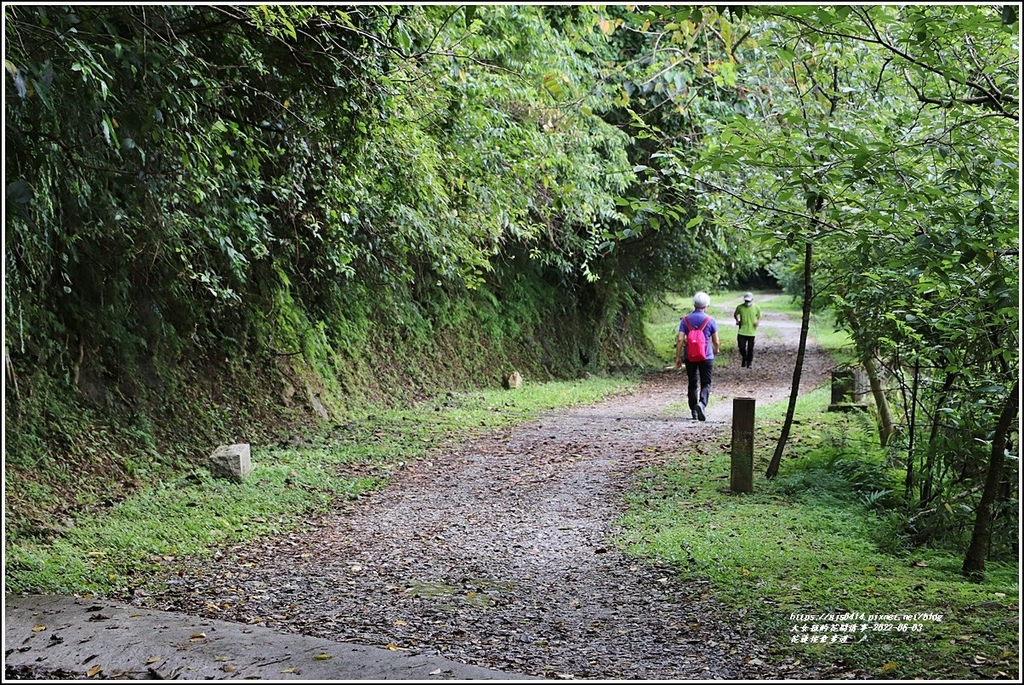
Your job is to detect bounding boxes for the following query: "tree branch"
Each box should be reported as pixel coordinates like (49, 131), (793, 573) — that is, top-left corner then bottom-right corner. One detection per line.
(766, 6), (1018, 120)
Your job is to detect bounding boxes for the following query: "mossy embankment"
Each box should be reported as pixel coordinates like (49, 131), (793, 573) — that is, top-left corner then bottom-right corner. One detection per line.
(3, 271), (658, 545)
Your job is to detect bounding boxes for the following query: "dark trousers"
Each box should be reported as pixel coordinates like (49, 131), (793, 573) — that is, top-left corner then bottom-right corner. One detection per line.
(738, 335), (756, 367)
(685, 359), (714, 409)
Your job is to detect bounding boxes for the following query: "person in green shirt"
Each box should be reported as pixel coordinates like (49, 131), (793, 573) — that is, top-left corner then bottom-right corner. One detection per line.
(734, 292), (762, 369)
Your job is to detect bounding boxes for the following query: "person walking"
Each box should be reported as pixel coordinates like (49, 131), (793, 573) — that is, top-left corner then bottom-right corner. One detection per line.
(675, 291), (720, 421)
(734, 292), (762, 369)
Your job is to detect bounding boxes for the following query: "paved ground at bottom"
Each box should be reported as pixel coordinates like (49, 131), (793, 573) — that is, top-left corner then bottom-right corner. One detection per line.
(4, 594), (531, 681)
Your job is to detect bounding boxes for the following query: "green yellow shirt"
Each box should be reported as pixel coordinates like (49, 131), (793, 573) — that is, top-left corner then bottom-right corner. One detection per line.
(734, 302), (762, 336)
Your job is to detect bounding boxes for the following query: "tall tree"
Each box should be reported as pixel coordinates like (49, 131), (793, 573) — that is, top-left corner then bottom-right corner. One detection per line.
(962, 381), (1019, 579)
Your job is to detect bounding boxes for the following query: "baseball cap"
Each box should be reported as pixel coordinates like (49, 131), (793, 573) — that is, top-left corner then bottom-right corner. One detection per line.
(743, 292), (753, 302)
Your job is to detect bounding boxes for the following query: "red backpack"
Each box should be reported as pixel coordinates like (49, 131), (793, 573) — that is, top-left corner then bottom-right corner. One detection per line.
(684, 315), (711, 362)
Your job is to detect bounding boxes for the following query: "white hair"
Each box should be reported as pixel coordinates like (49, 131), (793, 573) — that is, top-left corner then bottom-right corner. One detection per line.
(693, 291), (711, 309)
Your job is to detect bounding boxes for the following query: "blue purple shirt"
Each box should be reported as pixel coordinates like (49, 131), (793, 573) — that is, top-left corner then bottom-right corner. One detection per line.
(679, 310), (718, 361)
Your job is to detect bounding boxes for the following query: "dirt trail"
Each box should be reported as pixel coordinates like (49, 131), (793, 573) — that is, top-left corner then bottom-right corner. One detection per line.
(140, 296), (839, 679)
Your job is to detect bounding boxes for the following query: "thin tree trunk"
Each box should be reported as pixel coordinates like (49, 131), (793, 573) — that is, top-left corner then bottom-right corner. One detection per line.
(904, 362), (920, 497)
(765, 240), (812, 480)
(841, 305), (896, 448)
(921, 372), (958, 505)
(862, 355), (894, 447)
(962, 381), (1019, 579)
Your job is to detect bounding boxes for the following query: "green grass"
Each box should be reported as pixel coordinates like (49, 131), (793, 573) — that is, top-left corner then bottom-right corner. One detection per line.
(619, 293), (1019, 679)
(756, 291), (856, 363)
(4, 376), (637, 597)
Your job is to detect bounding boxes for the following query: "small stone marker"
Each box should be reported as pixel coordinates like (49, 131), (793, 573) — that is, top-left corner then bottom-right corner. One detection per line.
(504, 371), (523, 389)
(828, 369), (868, 412)
(208, 443), (252, 482)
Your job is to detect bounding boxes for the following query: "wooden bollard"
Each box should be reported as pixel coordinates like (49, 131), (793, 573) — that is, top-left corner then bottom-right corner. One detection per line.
(731, 397), (755, 493)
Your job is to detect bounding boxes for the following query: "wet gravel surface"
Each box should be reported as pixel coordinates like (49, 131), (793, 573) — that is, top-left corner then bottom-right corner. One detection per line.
(129, 302), (848, 680)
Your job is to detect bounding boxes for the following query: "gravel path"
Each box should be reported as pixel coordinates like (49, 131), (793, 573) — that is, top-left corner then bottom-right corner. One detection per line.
(138, 297), (841, 679)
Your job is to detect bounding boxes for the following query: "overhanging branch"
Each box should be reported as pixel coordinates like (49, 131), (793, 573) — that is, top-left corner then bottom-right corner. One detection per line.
(669, 169), (844, 238)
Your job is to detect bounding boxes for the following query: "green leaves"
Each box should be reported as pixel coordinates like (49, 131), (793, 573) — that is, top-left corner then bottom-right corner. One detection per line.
(646, 4), (1018, 551)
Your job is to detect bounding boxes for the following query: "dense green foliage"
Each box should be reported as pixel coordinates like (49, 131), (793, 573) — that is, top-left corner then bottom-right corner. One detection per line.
(634, 5), (1019, 572)
(4, 4), (1018, 581)
(5, 5), (737, 536)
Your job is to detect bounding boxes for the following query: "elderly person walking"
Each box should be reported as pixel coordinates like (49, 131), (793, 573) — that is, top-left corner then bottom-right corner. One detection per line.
(674, 291), (720, 421)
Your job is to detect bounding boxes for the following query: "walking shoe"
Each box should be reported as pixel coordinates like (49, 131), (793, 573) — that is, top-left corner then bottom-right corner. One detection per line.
(696, 402), (706, 421)
(691, 409), (699, 420)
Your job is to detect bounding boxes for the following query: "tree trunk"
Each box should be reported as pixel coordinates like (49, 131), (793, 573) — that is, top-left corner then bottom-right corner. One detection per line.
(904, 362), (920, 497)
(962, 381), (1019, 580)
(765, 240), (812, 480)
(921, 372), (958, 505)
(862, 354), (894, 447)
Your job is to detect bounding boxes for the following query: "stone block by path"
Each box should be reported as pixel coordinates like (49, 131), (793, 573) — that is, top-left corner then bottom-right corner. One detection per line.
(207, 443), (252, 482)
(828, 369), (869, 412)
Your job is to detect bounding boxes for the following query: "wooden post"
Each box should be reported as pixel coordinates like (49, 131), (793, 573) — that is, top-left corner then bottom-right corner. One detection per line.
(731, 397), (755, 493)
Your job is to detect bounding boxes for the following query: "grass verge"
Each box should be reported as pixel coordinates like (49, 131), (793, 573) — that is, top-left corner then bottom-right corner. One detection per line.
(4, 376), (636, 597)
(619, 292), (1018, 680)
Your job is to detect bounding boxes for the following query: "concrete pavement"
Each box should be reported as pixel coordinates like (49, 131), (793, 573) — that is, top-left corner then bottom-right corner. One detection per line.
(4, 594), (534, 681)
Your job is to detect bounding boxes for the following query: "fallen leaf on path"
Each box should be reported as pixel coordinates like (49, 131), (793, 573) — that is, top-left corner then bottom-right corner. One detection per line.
(314, 653), (333, 660)
(86, 665), (102, 677)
